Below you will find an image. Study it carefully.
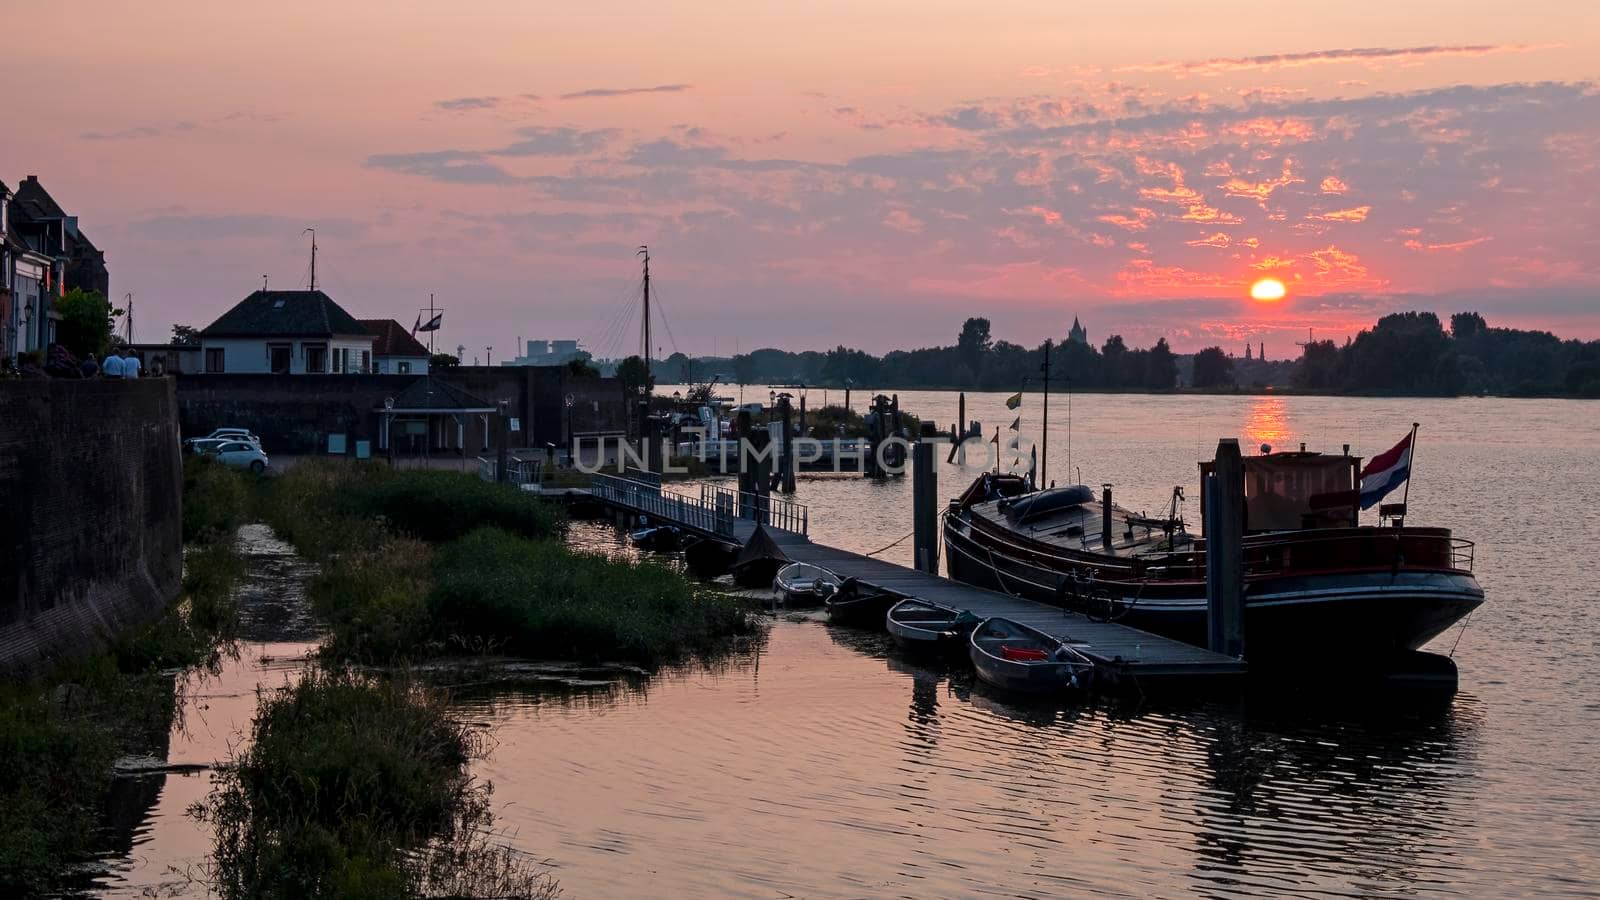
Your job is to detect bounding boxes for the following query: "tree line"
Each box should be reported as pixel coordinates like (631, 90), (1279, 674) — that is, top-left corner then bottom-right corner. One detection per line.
(659, 318), (1182, 391)
(1290, 311), (1600, 397)
(653, 311), (1599, 398)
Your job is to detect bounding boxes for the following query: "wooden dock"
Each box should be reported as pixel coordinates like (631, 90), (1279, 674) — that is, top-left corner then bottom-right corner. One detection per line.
(571, 472), (1244, 684)
(763, 528), (1245, 682)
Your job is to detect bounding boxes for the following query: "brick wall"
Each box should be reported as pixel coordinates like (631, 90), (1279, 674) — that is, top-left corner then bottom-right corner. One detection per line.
(175, 369), (627, 453)
(174, 373), (414, 453)
(0, 379), (183, 673)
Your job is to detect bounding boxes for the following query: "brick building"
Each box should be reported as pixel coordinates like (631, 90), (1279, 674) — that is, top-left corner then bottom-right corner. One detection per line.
(1, 176), (108, 359)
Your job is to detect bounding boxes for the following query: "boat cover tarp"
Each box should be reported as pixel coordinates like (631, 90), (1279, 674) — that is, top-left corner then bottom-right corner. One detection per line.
(1004, 484), (1094, 523)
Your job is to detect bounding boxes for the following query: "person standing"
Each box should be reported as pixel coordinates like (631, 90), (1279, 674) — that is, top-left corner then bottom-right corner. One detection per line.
(121, 349), (142, 379)
(102, 348), (125, 378)
(80, 353), (100, 378)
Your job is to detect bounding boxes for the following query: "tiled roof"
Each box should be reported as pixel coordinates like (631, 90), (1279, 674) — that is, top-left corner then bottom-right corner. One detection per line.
(385, 377), (495, 411)
(201, 290), (370, 338)
(357, 318), (430, 357)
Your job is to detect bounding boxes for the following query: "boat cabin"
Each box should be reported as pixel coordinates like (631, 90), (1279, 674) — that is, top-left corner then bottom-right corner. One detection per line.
(1200, 450), (1360, 533)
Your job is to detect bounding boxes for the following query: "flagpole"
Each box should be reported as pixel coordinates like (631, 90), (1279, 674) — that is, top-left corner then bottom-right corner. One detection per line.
(1398, 421), (1419, 526)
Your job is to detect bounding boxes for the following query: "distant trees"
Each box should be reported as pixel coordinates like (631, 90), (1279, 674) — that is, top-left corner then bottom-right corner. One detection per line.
(1145, 338), (1178, 390)
(1192, 347), (1235, 388)
(1290, 310), (1600, 397)
(957, 317), (992, 373)
(576, 309), (1600, 398)
(563, 356), (599, 378)
(430, 353), (460, 369)
(616, 355), (654, 397)
(171, 324), (201, 346)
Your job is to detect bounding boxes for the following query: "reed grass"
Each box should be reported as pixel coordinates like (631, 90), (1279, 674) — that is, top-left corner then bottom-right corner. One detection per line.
(258, 461), (753, 667)
(194, 669), (557, 899)
(430, 527), (754, 665)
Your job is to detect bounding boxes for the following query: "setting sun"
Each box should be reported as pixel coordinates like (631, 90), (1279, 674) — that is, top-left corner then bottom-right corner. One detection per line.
(1250, 278), (1287, 301)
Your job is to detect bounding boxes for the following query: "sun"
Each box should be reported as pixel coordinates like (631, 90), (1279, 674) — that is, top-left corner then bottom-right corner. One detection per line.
(1250, 277), (1287, 302)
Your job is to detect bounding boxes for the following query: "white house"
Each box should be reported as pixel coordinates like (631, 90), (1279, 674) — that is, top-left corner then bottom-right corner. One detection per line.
(198, 290), (374, 374)
(358, 318), (430, 374)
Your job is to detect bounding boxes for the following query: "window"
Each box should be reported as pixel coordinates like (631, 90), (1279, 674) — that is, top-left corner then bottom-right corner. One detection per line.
(304, 344), (326, 373)
(205, 347), (226, 373)
(332, 348), (343, 374)
(398, 361), (412, 374)
(361, 351), (371, 373)
(268, 344), (291, 374)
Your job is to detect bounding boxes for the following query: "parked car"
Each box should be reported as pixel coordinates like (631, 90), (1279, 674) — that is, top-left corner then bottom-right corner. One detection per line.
(208, 440), (270, 473)
(183, 428), (262, 453)
(185, 438), (229, 455)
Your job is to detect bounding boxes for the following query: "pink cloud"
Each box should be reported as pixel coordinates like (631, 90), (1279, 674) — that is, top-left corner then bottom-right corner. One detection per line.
(1404, 236), (1493, 252)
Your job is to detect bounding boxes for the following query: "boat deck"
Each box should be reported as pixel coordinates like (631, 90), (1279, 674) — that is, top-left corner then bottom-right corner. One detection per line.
(764, 528), (1245, 681)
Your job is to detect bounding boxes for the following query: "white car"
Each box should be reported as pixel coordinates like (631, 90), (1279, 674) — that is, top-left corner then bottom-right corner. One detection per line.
(203, 428), (261, 445)
(184, 429), (263, 453)
(208, 440), (270, 473)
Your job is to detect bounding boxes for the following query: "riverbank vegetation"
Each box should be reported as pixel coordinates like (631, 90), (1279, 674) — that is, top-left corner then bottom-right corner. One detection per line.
(0, 456), (248, 894)
(257, 461), (756, 665)
(194, 670), (557, 899)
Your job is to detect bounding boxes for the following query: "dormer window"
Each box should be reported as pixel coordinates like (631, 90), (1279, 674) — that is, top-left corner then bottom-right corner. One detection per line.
(273, 299), (286, 309)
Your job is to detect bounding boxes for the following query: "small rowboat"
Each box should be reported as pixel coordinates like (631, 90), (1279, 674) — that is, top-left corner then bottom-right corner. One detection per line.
(885, 598), (978, 655)
(773, 562), (842, 606)
(823, 579), (901, 627)
(629, 524), (682, 551)
(968, 617), (1094, 695)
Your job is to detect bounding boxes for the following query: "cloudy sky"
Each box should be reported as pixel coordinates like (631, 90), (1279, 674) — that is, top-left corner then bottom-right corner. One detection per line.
(5, 1), (1598, 359)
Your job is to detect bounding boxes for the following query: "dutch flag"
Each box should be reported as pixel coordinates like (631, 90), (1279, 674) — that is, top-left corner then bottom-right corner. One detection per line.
(1360, 430), (1414, 509)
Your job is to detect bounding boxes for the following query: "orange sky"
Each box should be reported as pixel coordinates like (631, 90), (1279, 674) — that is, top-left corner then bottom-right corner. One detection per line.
(4, 1), (1598, 357)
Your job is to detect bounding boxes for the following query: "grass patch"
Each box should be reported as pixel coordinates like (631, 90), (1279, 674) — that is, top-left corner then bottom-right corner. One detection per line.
(194, 670), (557, 899)
(431, 527), (755, 665)
(0, 685), (114, 892)
(355, 468), (565, 543)
(258, 461), (564, 559)
(257, 460), (755, 668)
(184, 454), (255, 543)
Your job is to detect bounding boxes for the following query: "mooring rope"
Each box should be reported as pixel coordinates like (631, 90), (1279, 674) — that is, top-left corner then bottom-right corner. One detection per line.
(865, 530), (915, 557)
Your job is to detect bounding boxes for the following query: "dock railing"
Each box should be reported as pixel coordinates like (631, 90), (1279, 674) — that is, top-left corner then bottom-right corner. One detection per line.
(477, 455), (544, 485)
(698, 483), (809, 535)
(592, 473), (738, 538)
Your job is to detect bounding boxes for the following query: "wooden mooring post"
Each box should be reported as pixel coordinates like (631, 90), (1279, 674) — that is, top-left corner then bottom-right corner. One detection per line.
(778, 395), (796, 493)
(495, 400), (510, 484)
(1205, 438), (1246, 658)
(912, 423), (938, 573)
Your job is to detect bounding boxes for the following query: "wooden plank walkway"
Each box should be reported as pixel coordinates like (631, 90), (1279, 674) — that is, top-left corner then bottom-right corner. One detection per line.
(572, 474), (1241, 681)
(764, 528), (1245, 680)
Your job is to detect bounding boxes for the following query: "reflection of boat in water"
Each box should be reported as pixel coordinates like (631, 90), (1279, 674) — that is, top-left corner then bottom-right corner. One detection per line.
(773, 562), (841, 606)
(968, 617), (1094, 695)
(885, 598), (978, 656)
(945, 447), (1484, 664)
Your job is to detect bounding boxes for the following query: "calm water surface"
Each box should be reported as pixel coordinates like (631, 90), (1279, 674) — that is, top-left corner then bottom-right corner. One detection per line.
(99, 394), (1600, 898)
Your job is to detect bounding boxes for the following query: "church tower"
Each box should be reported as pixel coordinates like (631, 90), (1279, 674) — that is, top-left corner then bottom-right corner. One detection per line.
(1068, 316), (1087, 346)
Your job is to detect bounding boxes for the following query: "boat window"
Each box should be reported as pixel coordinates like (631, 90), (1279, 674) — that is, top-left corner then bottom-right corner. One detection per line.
(1242, 455), (1355, 531)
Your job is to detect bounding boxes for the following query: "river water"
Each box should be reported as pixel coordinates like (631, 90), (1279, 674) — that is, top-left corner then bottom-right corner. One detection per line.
(97, 393), (1599, 898)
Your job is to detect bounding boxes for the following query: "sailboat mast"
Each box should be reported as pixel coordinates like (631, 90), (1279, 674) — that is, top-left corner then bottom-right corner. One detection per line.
(638, 245), (652, 374)
(1040, 338), (1051, 489)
